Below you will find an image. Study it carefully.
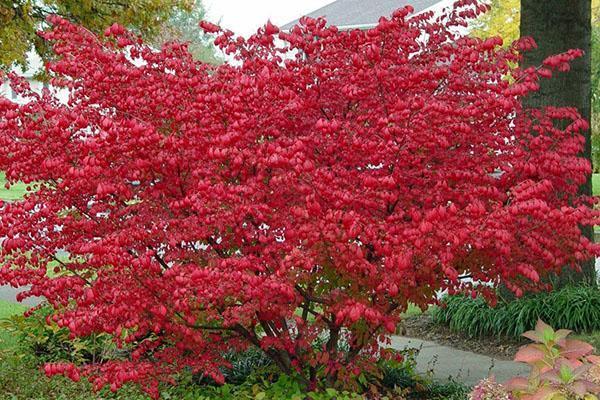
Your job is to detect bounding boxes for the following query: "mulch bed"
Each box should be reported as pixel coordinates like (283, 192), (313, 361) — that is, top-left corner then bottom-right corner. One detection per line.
(401, 314), (526, 361)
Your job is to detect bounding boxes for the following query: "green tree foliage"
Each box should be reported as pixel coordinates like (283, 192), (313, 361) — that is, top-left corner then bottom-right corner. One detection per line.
(471, 0), (600, 43)
(470, 0), (521, 43)
(472, 0), (600, 171)
(0, 0), (197, 71)
(152, 0), (221, 64)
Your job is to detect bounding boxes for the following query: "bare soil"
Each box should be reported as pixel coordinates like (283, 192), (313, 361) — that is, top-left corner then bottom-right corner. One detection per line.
(401, 314), (526, 361)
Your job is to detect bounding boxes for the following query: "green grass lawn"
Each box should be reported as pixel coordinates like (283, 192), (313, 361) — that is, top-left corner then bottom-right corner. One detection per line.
(0, 299), (27, 320)
(0, 299), (27, 351)
(0, 172), (29, 201)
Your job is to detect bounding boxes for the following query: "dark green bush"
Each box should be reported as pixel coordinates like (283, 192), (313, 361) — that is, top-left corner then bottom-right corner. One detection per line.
(376, 351), (469, 399)
(432, 285), (600, 337)
(424, 381), (470, 400)
(222, 347), (274, 385)
(380, 359), (419, 390)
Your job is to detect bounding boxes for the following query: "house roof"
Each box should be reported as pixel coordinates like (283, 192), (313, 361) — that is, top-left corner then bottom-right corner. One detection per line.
(281, 0), (444, 31)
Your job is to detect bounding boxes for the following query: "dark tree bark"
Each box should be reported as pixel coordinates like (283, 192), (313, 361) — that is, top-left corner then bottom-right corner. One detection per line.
(520, 0), (596, 286)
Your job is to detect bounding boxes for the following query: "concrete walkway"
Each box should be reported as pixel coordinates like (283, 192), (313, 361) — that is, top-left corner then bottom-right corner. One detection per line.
(388, 336), (528, 387)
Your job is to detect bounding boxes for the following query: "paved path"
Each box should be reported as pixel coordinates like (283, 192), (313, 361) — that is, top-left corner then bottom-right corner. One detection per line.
(388, 336), (528, 387)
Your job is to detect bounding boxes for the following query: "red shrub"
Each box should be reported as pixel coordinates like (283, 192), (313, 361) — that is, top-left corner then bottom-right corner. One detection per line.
(0, 1), (598, 397)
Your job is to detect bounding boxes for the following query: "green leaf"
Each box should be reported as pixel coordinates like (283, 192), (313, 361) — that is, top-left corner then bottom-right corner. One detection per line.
(558, 363), (574, 383)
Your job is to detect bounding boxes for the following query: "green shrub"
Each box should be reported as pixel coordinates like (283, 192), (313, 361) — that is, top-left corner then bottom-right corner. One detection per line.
(376, 352), (469, 399)
(425, 381), (470, 400)
(0, 304), (118, 365)
(432, 285), (600, 337)
(0, 339), (470, 400)
(380, 356), (420, 390)
(0, 303), (469, 399)
(0, 354), (152, 400)
(0, 354), (366, 400)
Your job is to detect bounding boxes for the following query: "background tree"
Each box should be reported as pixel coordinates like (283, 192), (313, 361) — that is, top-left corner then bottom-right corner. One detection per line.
(152, 0), (221, 64)
(520, 0), (596, 286)
(471, 0), (600, 173)
(470, 0), (521, 41)
(0, 0), (199, 71)
(473, 0), (599, 286)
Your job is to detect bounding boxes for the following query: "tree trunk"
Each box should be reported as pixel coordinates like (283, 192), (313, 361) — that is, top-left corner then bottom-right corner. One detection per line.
(520, 0), (596, 286)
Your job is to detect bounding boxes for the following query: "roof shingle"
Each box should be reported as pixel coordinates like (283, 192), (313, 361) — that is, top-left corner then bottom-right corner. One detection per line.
(282, 0), (444, 30)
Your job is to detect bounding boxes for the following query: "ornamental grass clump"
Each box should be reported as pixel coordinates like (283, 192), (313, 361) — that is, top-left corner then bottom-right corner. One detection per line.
(1, 0), (598, 398)
(434, 286), (600, 338)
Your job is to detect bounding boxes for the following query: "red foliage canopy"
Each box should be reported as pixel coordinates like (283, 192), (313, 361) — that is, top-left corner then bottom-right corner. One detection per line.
(0, 1), (598, 396)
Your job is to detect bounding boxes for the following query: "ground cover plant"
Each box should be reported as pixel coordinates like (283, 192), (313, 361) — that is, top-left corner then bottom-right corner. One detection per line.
(0, 304), (469, 399)
(0, 352), (471, 399)
(0, 0), (599, 397)
(0, 299), (26, 349)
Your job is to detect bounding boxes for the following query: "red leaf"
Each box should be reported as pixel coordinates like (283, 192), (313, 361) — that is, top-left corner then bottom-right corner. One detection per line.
(515, 345), (545, 364)
(559, 339), (595, 359)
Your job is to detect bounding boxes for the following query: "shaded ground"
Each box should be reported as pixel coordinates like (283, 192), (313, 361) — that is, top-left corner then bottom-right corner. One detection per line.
(402, 314), (526, 361)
